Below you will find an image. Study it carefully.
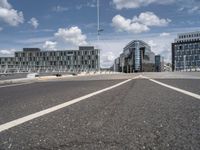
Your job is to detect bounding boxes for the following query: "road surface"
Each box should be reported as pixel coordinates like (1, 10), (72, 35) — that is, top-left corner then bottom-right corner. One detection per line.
(0, 72), (200, 150)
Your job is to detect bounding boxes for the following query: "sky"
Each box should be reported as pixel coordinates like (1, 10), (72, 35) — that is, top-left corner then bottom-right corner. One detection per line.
(0, 0), (200, 67)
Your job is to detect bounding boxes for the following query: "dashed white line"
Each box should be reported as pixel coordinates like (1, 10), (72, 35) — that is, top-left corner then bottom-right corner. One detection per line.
(0, 78), (134, 133)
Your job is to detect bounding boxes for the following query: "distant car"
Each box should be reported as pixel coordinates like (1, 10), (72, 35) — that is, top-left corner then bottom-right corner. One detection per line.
(55, 73), (62, 77)
(72, 73), (77, 76)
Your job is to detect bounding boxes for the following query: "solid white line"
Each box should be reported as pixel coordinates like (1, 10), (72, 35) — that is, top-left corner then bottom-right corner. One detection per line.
(148, 78), (200, 100)
(0, 78), (133, 133)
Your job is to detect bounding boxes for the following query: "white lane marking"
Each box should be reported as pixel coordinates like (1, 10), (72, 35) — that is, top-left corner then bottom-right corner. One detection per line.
(145, 76), (200, 100)
(0, 78), (134, 132)
(0, 82), (33, 88)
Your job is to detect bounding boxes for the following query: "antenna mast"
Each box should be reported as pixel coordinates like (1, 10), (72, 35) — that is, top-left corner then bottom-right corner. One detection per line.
(97, 0), (100, 41)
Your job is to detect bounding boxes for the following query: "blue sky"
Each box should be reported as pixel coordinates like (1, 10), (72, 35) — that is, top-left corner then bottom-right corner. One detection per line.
(0, 0), (200, 67)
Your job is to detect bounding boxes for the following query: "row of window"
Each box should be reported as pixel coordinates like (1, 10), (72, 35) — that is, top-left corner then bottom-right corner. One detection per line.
(175, 50), (200, 55)
(15, 55), (98, 61)
(176, 39), (200, 43)
(0, 65), (97, 69)
(15, 50), (98, 57)
(179, 33), (200, 39)
(175, 43), (200, 50)
(176, 61), (200, 67)
(175, 55), (200, 61)
(0, 60), (98, 65)
(0, 55), (99, 63)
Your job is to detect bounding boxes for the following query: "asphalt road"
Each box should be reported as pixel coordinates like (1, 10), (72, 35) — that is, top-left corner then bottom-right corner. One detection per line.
(0, 73), (200, 150)
(0, 73), (27, 81)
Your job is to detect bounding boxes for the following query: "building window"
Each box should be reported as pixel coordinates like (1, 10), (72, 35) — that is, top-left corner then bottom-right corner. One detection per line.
(68, 51), (73, 54)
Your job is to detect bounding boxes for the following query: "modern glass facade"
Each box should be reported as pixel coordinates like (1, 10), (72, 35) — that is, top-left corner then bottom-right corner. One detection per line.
(155, 55), (164, 72)
(114, 40), (155, 73)
(172, 31), (200, 71)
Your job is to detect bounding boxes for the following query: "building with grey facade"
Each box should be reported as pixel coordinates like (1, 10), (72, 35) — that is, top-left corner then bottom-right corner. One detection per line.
(0, 46), (100, 73)
(155, 55), (164, 72)
(114, 40), (155, 73)
(172, 31), (200, 71)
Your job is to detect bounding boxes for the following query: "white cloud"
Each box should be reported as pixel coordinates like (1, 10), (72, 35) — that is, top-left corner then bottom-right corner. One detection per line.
(112, 12), (171, 34)
(54, 26), (87, 46)
(112, 15), (149, 34)
(113, 0), (175, 9)
(52, 5), (69, 12)
(43, 41), (57, 50)
(160, 32), (170, 37)
(0, 49), (11, 55)
(91, 39), (127, 68)
(86, 0), (96, 8)
(0, 27), (3, 31)
(0, 49), (15, 56)
(188, 6), (200, 13)
(76, 0), (96, 10)
(0, 0), (24, 26)
(28, 17), (39, 29)
(133, 12), (171, 27)
(146, 36), (175, 63)
(0, 0), (11, 9)
(148, 40), (157, 47)
(101, 52), (115, 68)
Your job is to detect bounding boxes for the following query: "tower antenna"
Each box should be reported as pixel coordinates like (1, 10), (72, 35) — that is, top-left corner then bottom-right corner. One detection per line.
(97, 0), (100, 41)
(97, 0), (103, 41)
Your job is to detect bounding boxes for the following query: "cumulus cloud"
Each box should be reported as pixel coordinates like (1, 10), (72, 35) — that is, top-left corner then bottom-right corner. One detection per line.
(112, 14), (149, 33)
(0, 0), (11, 9)
(101, 52), (115, 68)
(0, 49), (15, 56)
(160, 32), (170, 37)
(147, 36), (175, 63)
(133, 12), (171, 26)
(54, 26), (87, 46)
(28, 17), (39, 29)
(112, 0), (175, 9)
(112, 12), (171, 34)
(92, 39), (127, 68)
(0, 0), (24, 26)
(148, 40), (157, 47)
(43, 41), (57, 50)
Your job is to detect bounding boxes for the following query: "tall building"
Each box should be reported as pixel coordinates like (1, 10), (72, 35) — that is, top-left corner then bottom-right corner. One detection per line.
(172, 31), (200, 71)
(155, 55), (164, 72)
(0, 46), (100, 73)
(114, 40), (155, 72)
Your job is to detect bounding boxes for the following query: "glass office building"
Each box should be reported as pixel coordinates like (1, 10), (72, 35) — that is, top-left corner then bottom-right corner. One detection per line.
(172, 31), (200, 71)
(114, 40), (155, 72)
(155, 55), (164, 72)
